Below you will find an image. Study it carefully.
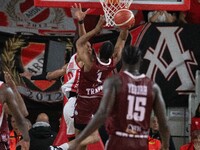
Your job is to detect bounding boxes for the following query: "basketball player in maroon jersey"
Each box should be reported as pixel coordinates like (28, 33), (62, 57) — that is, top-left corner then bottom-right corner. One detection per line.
(69, 15), (129, 149)
(0, 72), (30, 150)
(68, 45), (170, 150)
(48, 3), (87, 142)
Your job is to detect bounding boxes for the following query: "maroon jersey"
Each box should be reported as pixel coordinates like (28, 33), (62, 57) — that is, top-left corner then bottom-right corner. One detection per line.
(74, 56), (115, 127)
(105, 71), (154, 150)
(78, 56), (115, 98)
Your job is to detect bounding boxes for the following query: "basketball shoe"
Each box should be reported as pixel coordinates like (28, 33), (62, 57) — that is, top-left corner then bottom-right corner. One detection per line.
(49, 146), (63, 150)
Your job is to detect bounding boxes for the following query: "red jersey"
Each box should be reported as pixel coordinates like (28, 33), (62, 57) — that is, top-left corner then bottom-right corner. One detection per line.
(61, 53), (81, 93)
(78, 56), (115, 98)
(105, 71), (154, 149)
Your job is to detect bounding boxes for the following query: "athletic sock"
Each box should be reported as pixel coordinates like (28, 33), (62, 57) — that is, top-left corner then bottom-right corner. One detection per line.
(59, 143), (69, 150)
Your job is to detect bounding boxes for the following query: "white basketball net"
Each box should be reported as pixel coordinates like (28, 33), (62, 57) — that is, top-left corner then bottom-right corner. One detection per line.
(100, 0), (133, 27)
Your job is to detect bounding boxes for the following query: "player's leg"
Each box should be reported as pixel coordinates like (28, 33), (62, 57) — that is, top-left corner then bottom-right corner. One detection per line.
(49, 129), (100, 150)
(73, 97), (101, 149)
(63, 97), (76, 141)
(79, 129), (100, 147)
(49, 96), (76, 150)
(73, 128), (100, 150)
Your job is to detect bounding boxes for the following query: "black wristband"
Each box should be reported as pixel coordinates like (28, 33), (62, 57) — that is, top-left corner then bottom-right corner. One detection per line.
(78, 20), (84, 24)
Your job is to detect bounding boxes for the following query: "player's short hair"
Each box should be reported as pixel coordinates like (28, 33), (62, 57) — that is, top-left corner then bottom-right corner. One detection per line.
(122, 45), (141, 65)
(99, 41), (114, 60)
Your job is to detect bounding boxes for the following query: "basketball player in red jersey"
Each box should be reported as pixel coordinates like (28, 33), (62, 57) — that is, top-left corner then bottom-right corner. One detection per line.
(61, 53), (83, 139)
(68, 45), (170, 150)
(0, 72), (30, 150)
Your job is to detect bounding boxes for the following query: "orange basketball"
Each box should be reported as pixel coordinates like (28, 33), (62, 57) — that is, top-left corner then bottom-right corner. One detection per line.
(114, 9), (135, 29)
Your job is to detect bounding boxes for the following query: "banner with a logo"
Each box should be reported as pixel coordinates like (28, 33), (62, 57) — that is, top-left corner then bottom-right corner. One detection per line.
(130, 23), (200, 107)
(0, 0), (76, 35)
(0, 32), (75, 107)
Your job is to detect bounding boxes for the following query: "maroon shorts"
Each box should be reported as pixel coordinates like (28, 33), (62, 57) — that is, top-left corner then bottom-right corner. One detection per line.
(74, 96), (101, 129)
(105, 135), (148, 150)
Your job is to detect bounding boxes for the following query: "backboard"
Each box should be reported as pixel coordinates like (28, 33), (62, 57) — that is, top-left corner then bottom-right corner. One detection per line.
(34, 0), (190, 10)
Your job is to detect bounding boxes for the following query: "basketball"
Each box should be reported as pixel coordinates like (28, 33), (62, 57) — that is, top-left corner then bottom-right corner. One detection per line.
(114, 9), (135, 29)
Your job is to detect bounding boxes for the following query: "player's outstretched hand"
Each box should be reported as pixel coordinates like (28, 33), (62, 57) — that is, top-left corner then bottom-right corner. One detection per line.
(72, 3), (90, 21)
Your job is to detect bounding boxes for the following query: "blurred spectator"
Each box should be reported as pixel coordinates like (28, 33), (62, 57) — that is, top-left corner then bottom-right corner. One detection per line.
(29, 113), (57, 150)
(179, 0), (200, 24)
(9, 116), (22, 150)
(10, 117), (32, 150)
(148, 11), (177, 23)
(149, 116), (176, 150)
(180, 117), (200, 150)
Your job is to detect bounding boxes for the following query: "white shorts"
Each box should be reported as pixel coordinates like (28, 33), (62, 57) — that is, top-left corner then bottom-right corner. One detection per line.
(63, 96), (76, 137)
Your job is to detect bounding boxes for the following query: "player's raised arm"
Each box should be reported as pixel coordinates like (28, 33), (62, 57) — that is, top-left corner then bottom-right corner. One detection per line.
(76, 15), (105, 69)
(112, 28), (129, 66)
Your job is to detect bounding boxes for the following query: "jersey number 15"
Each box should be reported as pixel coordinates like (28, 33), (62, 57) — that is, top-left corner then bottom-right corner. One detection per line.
(126, 95), (147, 122)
